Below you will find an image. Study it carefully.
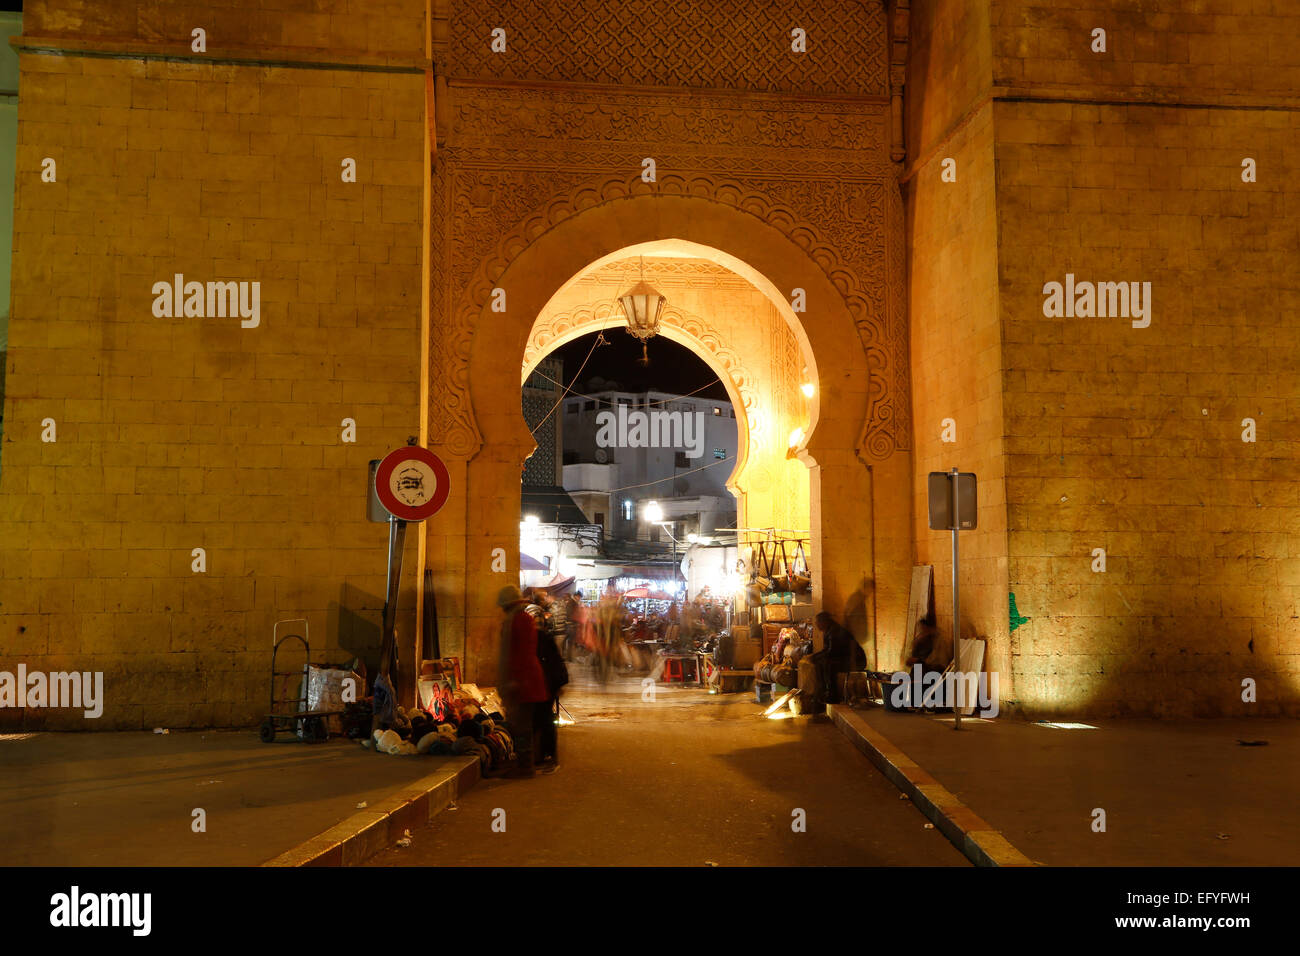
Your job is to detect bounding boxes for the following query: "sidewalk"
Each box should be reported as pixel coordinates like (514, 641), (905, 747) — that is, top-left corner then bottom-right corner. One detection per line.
(835, 706), (1300, 866)
(0, 730), (473, 866)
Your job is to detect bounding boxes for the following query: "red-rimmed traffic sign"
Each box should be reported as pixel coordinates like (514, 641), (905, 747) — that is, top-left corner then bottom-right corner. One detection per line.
(374, 446), (451, 522)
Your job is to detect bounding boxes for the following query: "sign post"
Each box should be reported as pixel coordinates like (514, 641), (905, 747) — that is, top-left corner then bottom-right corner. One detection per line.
(372, 444), (452, 736)
(950, 468), (961, 730)
(928, 469), (977, 730)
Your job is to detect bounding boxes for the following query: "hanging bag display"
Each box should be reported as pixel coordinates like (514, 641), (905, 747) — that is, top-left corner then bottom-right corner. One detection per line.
(788, 540), (812, 595)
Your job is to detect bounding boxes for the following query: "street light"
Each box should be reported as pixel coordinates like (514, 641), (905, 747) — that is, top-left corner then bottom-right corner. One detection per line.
(642, 500), (680, 595)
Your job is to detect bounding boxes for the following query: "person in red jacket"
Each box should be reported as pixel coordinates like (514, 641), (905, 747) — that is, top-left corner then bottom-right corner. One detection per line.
(497, 585), (549, 777)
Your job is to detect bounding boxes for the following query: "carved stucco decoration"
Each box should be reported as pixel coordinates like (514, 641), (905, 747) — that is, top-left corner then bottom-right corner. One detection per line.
(887, 0), (911, 163)
(572, 257), (757, 288)
(433, 167), (908, 462)
(449, 85), (892, 155)
(430, 59), (910, 464)
(432, 169), (905, 463)
(449, 0), (888, 97)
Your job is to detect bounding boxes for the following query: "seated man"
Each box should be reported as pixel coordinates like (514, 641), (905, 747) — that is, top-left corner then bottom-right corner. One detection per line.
(896, 617), (950, 710)
(906, 618), (941, 671)
(813, 611), (864, 704)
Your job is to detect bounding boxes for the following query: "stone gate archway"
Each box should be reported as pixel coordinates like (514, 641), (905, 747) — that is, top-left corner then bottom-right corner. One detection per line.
(424, 186), (912, 684)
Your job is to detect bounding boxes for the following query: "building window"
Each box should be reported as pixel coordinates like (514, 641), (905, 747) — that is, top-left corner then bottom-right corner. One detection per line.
(583, 400), (595, 411)
(712, 406), (722, 416)
(595, 512), (605, 527)
(622, 499), (634, 521)
(675, 451), (690, 468)
(617, 397), (631, 405)
(713, 448), (727, 460)
(650, 526), (661, 543)
(566, 402), (578, 414)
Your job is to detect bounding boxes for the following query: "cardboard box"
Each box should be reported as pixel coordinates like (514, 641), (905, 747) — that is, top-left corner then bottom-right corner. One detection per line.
(730, 624), (762, 668)
(763, 604), (793, 622)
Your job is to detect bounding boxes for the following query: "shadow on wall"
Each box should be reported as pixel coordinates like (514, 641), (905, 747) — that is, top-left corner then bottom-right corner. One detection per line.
(1006, 579), (1292, 719)
(843, 576), (875, 671)
(330, 583), (383, 678)
(330, 582), (421, 705)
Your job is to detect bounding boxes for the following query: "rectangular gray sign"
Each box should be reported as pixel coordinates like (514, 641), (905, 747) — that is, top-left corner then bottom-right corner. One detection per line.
(928, 471), (977, 531)
(368, 460), (390, 522)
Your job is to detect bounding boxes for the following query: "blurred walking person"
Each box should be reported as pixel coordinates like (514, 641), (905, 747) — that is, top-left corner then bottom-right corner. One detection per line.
(563, 593), (582, 661)
(595, 583), (622, 684)
(497, 585), (548, 778)
(534, 602), (569, 774)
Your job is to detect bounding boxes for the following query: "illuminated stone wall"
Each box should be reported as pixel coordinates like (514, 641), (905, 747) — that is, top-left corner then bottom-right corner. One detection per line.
(992, 1), (1300, 716)
(0, 0), (426, 729)
(905, 0), (1010, 692)
(908, 0), (1300, 716)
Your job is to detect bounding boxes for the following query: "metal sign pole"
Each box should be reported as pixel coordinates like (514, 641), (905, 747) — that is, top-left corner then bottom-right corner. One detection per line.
(371, 444), (452, 744)
(381, 515), (408, 678)
(950, 467), (961, 730)
(371, 514), (407, 744)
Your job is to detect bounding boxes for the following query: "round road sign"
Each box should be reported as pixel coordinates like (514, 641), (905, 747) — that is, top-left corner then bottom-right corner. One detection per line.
(374, 446), (451, 521)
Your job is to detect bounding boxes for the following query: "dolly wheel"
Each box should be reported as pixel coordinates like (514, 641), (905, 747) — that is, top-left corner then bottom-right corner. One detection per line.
(259, 719), (276, 743)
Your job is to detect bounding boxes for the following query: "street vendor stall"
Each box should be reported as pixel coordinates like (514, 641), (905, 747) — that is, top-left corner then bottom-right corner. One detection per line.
(679, 529), (817, 695)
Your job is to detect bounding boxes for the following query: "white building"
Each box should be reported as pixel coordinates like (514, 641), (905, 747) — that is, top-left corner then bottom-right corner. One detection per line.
(561, 389), (738, 545)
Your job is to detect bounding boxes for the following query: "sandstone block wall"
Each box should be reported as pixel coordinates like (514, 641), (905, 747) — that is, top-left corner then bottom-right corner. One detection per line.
(992, 0), (1300, 715)
(907, 0), (1300, 716)
(0, 0), (427, 729)
(906, 0), (1012, 691)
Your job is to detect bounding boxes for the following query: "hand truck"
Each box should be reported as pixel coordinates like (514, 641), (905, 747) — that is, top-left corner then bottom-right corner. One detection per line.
(259, 619), (342, 743)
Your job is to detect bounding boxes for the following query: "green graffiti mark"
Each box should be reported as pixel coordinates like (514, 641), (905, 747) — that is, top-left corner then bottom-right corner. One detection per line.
(1009, 592), (1030, 632)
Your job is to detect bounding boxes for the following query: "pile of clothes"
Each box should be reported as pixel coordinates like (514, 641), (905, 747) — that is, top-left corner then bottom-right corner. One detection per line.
(753, 626), (814, 689)
(366, 702), (516, 773)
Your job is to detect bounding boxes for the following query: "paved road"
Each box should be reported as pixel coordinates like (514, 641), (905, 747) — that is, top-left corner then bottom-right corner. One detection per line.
(0, 729), (449, 866)
(857, 709), (1300, 866)
(367, 667), (968, 867)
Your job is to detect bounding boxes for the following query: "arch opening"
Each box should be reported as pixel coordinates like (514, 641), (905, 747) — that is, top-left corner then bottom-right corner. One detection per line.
(512, 246), (818, 661)
(447, 191), (897, 689)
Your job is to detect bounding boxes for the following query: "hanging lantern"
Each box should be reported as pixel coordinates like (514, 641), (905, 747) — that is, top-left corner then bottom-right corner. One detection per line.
(619, 280), (667, 365)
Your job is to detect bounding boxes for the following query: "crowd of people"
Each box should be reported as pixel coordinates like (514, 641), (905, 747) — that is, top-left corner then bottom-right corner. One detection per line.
(494, 581), (878, 780)
(493, 581), (734, 777)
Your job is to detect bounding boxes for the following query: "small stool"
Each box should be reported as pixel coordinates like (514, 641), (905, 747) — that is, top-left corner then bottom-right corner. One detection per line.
(661, 656), (696, 684)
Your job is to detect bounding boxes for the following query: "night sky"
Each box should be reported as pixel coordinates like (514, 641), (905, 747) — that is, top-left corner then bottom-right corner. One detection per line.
(546, 329), (731, 402)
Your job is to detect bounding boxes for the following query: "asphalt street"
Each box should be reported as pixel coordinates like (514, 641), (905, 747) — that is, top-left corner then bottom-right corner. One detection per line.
(367, 666), (968, 866)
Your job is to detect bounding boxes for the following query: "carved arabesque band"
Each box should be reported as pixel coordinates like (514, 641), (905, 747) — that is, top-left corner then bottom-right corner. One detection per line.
(440, 174), (901, 463)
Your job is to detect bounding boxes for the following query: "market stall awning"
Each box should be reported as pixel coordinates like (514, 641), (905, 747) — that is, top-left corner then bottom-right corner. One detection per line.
(542, 573), (576, 594)
(573, 564), (623, 580)
(520, 552), (549, 571)
(624, 586), (674, 600)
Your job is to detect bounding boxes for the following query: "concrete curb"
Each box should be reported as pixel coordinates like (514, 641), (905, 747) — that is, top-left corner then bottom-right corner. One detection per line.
(262, 756), (481, 867)
(827, 705), (1036, 867)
